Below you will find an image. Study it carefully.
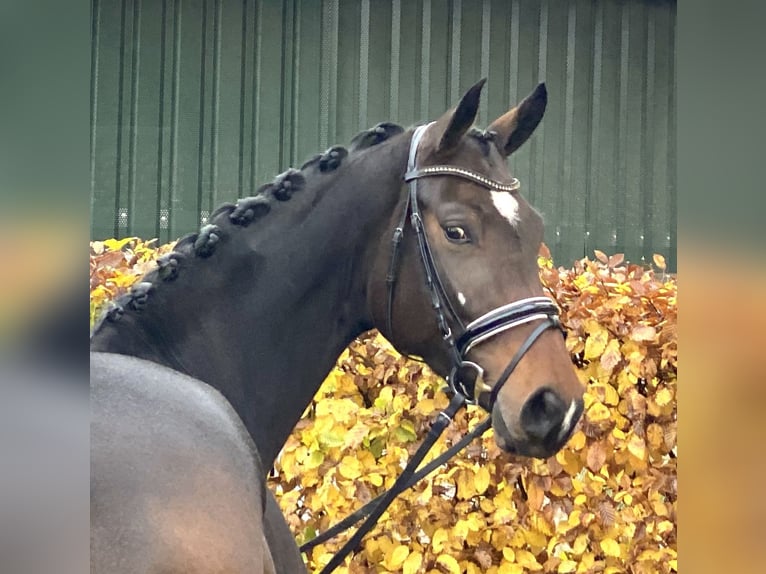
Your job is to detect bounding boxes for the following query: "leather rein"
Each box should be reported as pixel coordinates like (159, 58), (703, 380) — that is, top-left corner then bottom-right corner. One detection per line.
(305, 124), (564, 572)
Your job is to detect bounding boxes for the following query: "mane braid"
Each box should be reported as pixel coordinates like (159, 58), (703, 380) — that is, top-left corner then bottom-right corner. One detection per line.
(93, 122), (405, 332)
(349, 122), (404, 152)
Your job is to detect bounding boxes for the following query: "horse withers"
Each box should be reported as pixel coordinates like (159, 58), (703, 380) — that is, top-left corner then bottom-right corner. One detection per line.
(91, 78), (583, 572)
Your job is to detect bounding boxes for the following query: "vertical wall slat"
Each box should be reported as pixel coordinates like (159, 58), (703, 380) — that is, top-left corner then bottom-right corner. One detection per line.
(89, 0), (110, 240)
(131, 0), (162, 240)
(335, 1), (361, 144)
(208, 0), (221, 213)
(291, 0), (322, 165)
(253, 0), (284, 178)
(319, 0), (339, 148)
(194, 0), (208, 229)
(419, 0), (432, 120)
(213, 0), (240, 207)
(386, 0), (398, 121)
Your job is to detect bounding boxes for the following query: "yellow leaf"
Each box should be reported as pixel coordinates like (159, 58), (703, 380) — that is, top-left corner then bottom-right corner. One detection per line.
(584, 326), (609, 360)
(432, 528), (450, 553)
(368, 473), (383, 487)
(573, 534), (589, 555)
(480, 497), (495, 513)
(568, 429), (586, 450)
(603, 383), (620, 406)
(585, 402), (611, 424)
(305, 449), (324, 469)
(403, 551), (423, 574)
(515, 549), (543, 570)
(576, 553), (595, 573)
(338, 456), (362, 479)
(657, 520), (674, 535)
(465, 513), (485, 532)
(436, 554), (461, 574)
(627, 433), (647, 461)
(315, 397), (358, 423)
(524, 528), (548, 550)
(653, 253), (667, 270)
(558, 560), (578, 573)
(600, 538), (621, 558)
(453, 519), (469, 541)
(103, 237), (136, 251)
(384, 545), (409, 571)
(474, 465), (490, 495)
(457, 469), (476, 500)
(655, 387), (673, 406)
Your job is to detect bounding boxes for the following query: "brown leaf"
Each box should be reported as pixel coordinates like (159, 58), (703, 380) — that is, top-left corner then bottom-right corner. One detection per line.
(586, 441), (607, 473)
(600, 339), (622, 373)
(598, 501), (616, 528)
(474, 548), (493, 570)
(93, 250), (126, 269)
(608, 253), (625, 267)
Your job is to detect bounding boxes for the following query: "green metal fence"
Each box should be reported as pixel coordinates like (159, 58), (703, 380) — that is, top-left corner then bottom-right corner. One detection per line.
(91, 0), (676, 270)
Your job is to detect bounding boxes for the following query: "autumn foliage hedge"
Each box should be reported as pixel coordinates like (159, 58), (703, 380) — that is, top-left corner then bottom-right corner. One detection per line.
(90, 240), (677, 574)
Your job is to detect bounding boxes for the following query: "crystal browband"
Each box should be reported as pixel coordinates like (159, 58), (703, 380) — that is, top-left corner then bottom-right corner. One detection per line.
(404, 165), (521, 192)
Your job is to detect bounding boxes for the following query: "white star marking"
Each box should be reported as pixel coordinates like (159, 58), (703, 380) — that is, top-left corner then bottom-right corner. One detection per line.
(490, 191), (520, 227)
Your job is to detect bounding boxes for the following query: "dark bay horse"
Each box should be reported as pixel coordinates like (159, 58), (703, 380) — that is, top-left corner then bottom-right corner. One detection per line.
(91, 79), (584, 573)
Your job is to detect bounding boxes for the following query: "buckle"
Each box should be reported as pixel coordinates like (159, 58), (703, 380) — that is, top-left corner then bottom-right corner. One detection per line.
(449, 361), (493, 405)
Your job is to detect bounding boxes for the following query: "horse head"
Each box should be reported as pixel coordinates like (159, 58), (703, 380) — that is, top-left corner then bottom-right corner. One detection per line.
(372, 79), (584, 458)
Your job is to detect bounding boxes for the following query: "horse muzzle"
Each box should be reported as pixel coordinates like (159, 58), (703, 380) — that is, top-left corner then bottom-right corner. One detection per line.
(491, 388), (583, 458)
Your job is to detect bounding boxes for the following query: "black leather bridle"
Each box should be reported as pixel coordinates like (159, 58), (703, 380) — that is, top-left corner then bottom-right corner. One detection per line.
(308, 124), (567, 572)
(386, 122), (565, 410)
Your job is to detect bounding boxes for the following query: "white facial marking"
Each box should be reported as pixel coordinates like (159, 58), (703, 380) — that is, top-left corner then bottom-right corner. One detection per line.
(457, 292), (467, 306)
(558, 399), (578, 441)
(490, 191), (520, 227)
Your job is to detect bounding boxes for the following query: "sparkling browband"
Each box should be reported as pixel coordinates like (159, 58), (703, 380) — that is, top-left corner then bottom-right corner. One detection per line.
(405, 165), (521, 192)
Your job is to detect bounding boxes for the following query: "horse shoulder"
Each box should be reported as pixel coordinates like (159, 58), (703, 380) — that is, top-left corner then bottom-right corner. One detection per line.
(91, 352), (275, 573)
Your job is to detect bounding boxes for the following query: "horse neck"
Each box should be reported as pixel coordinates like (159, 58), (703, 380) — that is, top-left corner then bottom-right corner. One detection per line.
(91, 141), (408, 466)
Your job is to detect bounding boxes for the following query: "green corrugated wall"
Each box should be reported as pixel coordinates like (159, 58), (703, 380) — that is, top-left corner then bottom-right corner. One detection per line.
(90, 0), (676, 270)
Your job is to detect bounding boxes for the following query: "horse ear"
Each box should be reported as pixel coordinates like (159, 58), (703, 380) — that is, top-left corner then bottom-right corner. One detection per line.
(488, 83), (547, 157)
(432, 78), (486, 157)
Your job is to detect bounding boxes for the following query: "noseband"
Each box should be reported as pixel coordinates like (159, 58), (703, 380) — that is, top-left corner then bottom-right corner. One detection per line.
(386, 123), (564, 411)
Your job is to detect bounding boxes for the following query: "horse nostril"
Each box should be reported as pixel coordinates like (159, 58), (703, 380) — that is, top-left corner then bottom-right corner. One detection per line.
(519, 387), (568, 441)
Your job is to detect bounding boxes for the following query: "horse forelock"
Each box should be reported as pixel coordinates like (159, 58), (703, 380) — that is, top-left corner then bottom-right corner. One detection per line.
(467, 127), (497, 157)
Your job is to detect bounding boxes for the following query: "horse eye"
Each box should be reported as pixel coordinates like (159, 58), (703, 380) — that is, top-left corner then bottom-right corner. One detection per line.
(444, 225), (470, 243)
